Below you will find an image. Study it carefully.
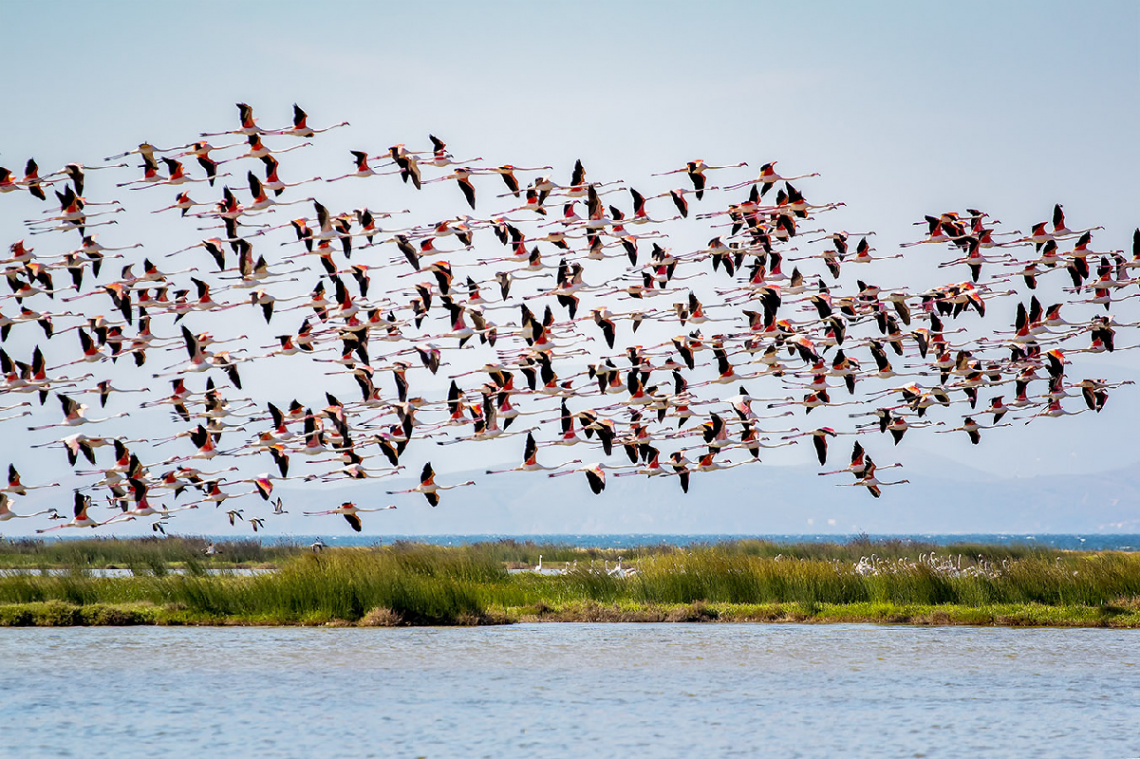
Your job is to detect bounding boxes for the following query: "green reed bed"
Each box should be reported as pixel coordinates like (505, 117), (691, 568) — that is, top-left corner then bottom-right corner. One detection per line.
(0, 536), (1065, 571)
(629, 550), (1140, 607)
(1, 542), (1138, 627)
(387, 537), (1062, 568)
(0, 549), (507, 625)
(0, 536), (302, 569)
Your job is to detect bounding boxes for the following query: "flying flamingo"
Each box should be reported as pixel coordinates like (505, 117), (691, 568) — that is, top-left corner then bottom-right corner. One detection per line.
(27, 394), (128, 431)
(267, 104), (349, 138)
(327, 150), (390, 182)
(724, 161), (821, 195)
(201, 102), (266, 137)
(838, 459), (910, 498)
(424, 166), (478, 209)
(104, 140), (191, 164)
(476, 164), (552, 198)
(36, 491), (101, 533)
(0, 493), (57, 521)
(258, 155), (322, 196)
(819, 440), (899, 478)
(935, 416), (1010, 444)
(20, 158), (50, 200)
(386, 462), (475, 506)
(303, 501), (396, 532)
(174, 141), (237, 186)
(0, 460), (59, 496)
(485, 432), (581, 474)
(419, 134), (483, 168)
(652, 159), (748, 199)
(237, 133), (312, 162)
(547, 462), (608, 494)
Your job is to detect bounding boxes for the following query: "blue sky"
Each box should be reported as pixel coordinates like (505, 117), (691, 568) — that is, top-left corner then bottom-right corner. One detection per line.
(1, 2), (1138, 535)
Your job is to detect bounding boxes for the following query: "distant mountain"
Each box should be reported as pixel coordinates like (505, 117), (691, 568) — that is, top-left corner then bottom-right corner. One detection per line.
(5, 450), (1136, 538)
(256, 451), (1140, 536)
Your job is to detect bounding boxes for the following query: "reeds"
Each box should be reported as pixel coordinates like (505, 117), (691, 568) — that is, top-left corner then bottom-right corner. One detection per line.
(0, 536), (1062, 570)
(1, 540), (1138, 626)
(0, 536), (301, 569)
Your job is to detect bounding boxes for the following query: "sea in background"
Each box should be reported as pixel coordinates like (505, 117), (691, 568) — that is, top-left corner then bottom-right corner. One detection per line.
(1, 624), (1137, 758)
(67, 533), (1138, 551)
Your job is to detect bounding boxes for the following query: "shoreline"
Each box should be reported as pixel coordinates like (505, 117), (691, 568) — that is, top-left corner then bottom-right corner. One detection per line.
(3, 599), (1138, 629)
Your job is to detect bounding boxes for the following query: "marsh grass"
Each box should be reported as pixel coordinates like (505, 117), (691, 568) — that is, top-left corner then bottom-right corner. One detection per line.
(0, 536), (1061, 571)
(0, 540), (1137, 626)
(0, 537), (299, 569)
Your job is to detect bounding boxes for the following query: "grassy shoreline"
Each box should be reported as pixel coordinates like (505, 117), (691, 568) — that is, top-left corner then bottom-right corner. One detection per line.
(2, 538), (1138, 628)
(2, 599), (1137, 628)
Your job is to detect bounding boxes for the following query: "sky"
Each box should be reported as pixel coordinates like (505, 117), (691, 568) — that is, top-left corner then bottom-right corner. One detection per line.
(1, 1), (1139, 536)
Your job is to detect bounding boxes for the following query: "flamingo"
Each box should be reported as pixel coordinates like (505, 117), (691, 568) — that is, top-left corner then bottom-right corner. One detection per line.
(201, 102), (266, 137)
(27, 394), (128, 431)
(238, 133), (312, 161)
(20, 158), (50, 200)
(420, 134), (483, 168)
(268, 104), (349, 138)
(174, 141), (237, 186)
(0, 460), (60, 496)
(724, 161), (821, 196)
(0, 493), (57, 521)
(36, 491), (101, 532)
(838, 459), (910, 498)
(485, 432), (581, 474)
(327, 151), (386, 182)
(303, 501), (396, 532)
(652, 159), (748, 199)
(424, 166), (478, 209)
(258, 155), (322, 196)
(477, 164), (553, 198)
(548, 462), (609, 494)
(935, 416), (1010, 444)
(386, 462), (475, 506)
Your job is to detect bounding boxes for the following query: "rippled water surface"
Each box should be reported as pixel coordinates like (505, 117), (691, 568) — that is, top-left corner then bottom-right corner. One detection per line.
(2, 624), (1137, 758)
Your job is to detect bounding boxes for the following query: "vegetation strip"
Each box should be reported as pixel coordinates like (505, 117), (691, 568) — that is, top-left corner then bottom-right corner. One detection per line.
(1, 538), (1138, 627)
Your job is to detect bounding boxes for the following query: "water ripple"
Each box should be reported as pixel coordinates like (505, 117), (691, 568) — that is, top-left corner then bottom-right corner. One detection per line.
(0, 624), (1137, 758)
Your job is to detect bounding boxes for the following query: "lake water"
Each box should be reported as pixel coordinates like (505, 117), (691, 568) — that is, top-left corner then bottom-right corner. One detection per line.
(1, 624), (1137, 758)
(235, 533), (1140, 551)
(26, 532), (1140, 551)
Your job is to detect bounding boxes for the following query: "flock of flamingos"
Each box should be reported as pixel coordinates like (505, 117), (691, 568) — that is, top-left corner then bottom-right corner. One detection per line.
(0, 103), (1135, 533)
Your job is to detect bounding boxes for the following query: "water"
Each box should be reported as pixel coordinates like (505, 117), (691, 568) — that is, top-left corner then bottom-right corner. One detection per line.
(32, 533), (1140, 551)
(2, 625), (1136, 758)
(354, 532), (1137, 551)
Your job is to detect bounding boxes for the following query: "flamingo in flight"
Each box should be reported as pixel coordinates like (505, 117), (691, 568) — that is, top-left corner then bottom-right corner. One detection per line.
(548, 462), (608, 494)
(485, 432), (581, 474)
(0, 492), (57, 521)
(36, 491), (101, 533)
(386, 462), (475, 506)
(303, 500), (396, 532)
(653, 159), (748, 200)
(268, 104), (349, 138)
